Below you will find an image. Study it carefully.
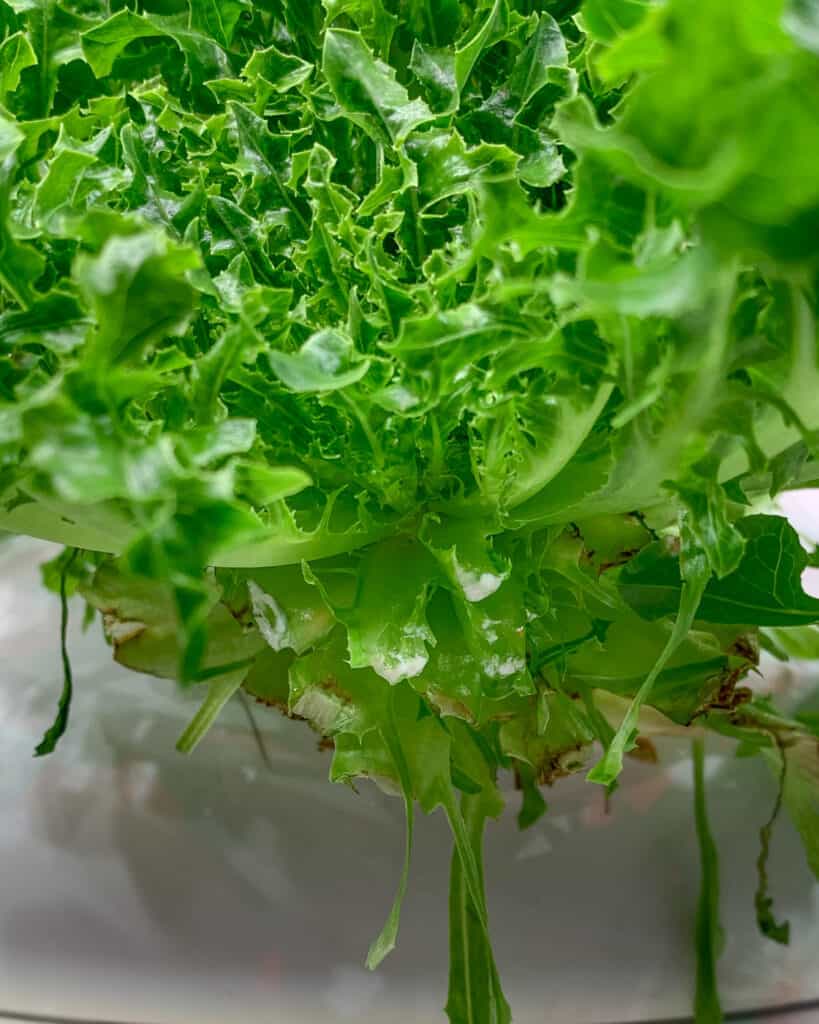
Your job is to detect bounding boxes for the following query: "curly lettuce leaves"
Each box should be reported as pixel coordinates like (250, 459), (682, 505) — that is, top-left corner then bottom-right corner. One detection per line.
(2, 0), (819, 1022)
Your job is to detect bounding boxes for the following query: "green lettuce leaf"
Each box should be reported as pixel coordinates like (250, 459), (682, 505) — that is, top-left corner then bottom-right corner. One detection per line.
(621, 516), (819, 626)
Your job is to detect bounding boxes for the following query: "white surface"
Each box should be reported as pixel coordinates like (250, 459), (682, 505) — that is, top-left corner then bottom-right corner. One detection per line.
(1, 533), (819, 1023)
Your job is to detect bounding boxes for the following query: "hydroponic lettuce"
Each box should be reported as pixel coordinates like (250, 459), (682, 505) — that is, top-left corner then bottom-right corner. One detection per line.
(2, 0), (819, 1019)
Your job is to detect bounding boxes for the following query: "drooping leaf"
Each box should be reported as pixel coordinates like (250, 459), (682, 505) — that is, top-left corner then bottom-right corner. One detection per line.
(365, 685), (415, 969)
(33, 548), (79, 755)
(445, 793), (512, 1024)
(753, 741), (791, 945)
(692, 738), (724, 1024)
(621, 516), (819, 627)
(587, 520), (710, 786)
(763, 733), (819, 880)
(176, 668), (248, 753)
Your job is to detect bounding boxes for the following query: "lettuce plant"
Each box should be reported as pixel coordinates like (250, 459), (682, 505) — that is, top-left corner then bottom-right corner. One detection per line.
(2, 0), (819, 1019)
